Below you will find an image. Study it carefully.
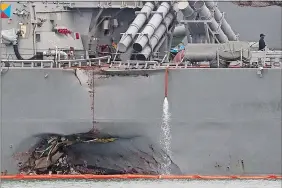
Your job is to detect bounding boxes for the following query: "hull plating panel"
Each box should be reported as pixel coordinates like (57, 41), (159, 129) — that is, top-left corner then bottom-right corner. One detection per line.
(94, 69), (281, 175)
(0, 69), (93, 173)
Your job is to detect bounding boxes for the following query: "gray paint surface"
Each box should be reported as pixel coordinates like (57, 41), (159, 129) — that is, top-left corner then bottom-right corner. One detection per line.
(94, 68), (281, 174)
(0, 69), (93, 173)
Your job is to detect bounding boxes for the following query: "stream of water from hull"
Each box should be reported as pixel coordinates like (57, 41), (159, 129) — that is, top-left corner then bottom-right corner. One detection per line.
(160, 97), (172, 175)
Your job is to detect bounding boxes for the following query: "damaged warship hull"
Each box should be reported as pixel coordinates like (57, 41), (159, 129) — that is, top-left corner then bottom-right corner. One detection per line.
(1, 0), (282, 176)
(0, 68), (281, 175)
(0, 68), (182, 175)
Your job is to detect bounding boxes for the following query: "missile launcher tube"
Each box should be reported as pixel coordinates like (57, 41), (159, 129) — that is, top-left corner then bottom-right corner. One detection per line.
(214, 8), (237, 40)
(136, 13), (174, 60)
(194, 0), (228, 43)
(177, 1), (196, 19)
(133, 2), (171, 52)
(177, 1), (196, 43)
(173, 25), (186, 37)
(117, 2), (155, 53)
(205, 1), (237, 41)
(204, 1), (217, 10)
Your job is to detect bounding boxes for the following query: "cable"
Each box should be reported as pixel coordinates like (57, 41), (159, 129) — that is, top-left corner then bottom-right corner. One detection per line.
(13, 44), (37, 60)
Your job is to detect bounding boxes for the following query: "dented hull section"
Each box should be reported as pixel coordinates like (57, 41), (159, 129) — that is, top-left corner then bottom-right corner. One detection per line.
(1, 68), (281, 175)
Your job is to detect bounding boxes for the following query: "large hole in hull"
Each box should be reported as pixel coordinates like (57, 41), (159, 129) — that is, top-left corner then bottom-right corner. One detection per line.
(14, 130), (181, 175)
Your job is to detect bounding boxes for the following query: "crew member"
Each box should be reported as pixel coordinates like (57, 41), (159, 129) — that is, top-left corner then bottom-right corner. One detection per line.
(258, 34), (266, 51)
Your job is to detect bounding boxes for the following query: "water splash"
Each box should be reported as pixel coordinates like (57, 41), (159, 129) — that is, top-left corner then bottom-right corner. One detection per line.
(160, 97), (172, 175)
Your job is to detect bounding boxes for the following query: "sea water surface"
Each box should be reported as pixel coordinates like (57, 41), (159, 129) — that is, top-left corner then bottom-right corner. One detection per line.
(1, 180), (281, 188)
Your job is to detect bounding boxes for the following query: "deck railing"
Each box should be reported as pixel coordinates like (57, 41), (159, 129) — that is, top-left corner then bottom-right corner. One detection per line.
(1, 51), (281, 70)
(1, 60), (55, 68)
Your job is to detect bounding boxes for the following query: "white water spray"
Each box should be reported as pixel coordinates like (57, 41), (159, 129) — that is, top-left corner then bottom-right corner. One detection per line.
(160, 97), (172, 175)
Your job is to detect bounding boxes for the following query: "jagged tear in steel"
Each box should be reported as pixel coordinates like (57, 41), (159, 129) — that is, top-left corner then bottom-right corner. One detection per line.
(232, 1), (282, 7)
(15, 132), (181, 175)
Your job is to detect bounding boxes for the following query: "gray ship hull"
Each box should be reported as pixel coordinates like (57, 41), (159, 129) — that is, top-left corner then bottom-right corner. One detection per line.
(1, 68), (281, 175)
(0, 68), (93, 174)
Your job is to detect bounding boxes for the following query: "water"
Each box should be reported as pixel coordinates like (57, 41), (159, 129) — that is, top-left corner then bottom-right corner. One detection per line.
(160, 97), (172, 175)
(1, 180), (281, 188)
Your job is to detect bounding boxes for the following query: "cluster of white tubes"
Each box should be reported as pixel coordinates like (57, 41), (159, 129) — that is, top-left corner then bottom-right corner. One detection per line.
(117, 1), (237, 60)
(118, 2), (174, 60)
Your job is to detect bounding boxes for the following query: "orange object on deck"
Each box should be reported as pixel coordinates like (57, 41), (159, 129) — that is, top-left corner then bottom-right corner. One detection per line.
(165, 68), (169, 97)
(0, 174), (281, 180)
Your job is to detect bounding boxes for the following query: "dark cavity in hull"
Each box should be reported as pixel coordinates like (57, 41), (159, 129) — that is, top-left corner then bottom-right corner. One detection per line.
(13, 131), (181, 175)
